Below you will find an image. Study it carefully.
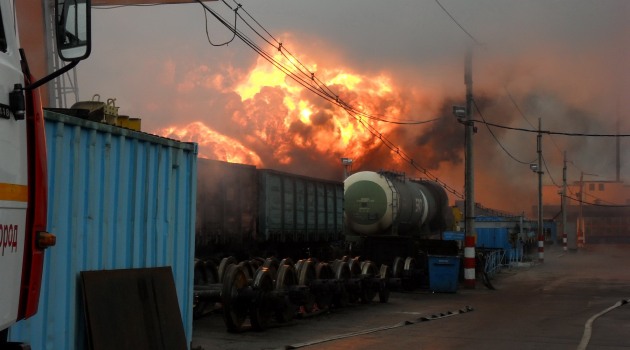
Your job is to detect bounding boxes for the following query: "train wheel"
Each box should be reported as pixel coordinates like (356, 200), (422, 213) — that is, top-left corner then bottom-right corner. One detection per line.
(295, 259), (305, 275)
(205, 260), (219, 283)
(402, 257), (418, 290)
(250, 257), (265, 271)
(347, 257), (362, 303)
(221, 264), (249, 332)
(250, 268), (274, 331)
(193, 260), (209, 319)
(263, 257), (280, 280)
(360, 261), (378, 303)
(404, 257), (416, 271)
(332, 260), (351, 307)
(194, 259), (208, 285)
(279, 257), (294, 267)
(239, 260), (255, 280)
(275, 264), (298, 323)
(218, 256), (237, 283)
(379, 264), (391, 303)
(349, 257), (362, 276)
(392, 256), (404, 279)
(314, 262), (334, 310)
(298, 260), (317, 314)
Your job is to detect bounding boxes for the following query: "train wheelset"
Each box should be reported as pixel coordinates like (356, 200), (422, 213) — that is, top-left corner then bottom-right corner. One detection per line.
(193, 256), (395, 332)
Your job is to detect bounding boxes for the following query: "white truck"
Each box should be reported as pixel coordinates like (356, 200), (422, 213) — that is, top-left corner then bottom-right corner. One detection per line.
(0, 0), (90, 347)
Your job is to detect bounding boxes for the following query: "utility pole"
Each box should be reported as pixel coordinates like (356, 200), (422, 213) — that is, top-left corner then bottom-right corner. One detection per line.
(562, 151), (567, 252)
(537, 118), (544, 262)
(463, 47), (476, 288)
(616, 116), (621, 182)
(577, 171), (598, 249)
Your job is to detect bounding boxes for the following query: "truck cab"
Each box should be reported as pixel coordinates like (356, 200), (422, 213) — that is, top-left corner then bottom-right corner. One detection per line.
(0, 0), (30, 333)
(0, 0), (90, 344)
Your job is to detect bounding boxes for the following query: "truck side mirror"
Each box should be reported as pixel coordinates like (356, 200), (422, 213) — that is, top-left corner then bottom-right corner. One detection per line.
(55, 0), (91, 61)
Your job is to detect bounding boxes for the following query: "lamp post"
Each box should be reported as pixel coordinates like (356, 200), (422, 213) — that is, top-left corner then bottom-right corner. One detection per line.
(341, 158), (353, 180)
(529, 118), (544, 262)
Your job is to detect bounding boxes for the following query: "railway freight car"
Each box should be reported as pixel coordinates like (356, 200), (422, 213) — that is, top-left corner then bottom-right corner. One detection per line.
(193, 161), (461, 331)
(195, 158), (344, 263)
(344, 170), (458, 274)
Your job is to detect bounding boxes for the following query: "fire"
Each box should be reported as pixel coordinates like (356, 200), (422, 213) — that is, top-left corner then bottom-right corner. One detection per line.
(157, 122), (262, 165)
(154, 43), (409, 179)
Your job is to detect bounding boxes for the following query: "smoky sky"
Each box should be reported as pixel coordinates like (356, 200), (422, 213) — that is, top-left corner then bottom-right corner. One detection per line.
(75, 0), (630, 214)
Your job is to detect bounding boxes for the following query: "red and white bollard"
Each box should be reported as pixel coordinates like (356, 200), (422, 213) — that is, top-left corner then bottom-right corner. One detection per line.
(464, 235), (476, 288)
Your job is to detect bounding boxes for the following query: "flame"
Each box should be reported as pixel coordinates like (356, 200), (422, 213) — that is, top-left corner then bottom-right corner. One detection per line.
(157, 122), (262, 165)
(154, 44), (411, 180)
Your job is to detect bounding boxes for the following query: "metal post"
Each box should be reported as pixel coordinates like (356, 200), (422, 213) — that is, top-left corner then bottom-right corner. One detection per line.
(537, 118), (544, 262)
(463, 47), (476, 288)
(576, 171), (597, 249)
(562, 151), (567, 252)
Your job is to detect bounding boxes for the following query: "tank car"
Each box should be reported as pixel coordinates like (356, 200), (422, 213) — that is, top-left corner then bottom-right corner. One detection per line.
(344, 170), (457, 266)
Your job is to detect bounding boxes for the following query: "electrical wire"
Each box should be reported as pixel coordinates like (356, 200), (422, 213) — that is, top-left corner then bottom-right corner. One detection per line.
(221, 0), (438, 125)
(503, 87), (577, 175)
(504, 87), (535, 130)
(92, 4), (164, 9)
(434, 0), (482, 46)
(203, 1), (237, 46)
(541, 154), (560, 188)
(473, 100), (536, 165)
(564, 194), (630, 208)
(195, 0), (465, 199)
(472, 119), (630, 137)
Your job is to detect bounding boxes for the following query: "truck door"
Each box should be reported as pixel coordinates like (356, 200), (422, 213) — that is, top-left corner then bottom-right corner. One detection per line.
(0, 1), (29, 332)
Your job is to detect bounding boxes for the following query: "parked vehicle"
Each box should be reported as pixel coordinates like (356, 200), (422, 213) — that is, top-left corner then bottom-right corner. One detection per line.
(0, 0), (91, 346)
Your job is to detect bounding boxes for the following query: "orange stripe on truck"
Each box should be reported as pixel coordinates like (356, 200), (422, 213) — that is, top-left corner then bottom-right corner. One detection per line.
(0, 183), (28, 202)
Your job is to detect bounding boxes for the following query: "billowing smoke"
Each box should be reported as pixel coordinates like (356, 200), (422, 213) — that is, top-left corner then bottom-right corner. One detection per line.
(78, 2), (629, 215)
(151, 39), (628, 215)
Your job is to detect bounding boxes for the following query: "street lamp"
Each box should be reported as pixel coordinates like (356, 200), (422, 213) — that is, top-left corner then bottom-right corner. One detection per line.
(341, 158), (353, 180)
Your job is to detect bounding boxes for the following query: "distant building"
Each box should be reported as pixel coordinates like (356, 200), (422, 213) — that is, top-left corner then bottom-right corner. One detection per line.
(541, 180), (630, 245)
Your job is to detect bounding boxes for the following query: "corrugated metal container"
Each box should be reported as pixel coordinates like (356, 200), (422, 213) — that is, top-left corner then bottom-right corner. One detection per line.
(195, 158), (258, 258)
(476, 227), (509, 249)
(9, 111), (197, 349)
(258, 169), (344, 242)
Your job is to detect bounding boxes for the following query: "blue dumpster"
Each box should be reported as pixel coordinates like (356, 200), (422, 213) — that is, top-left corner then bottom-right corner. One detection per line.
(428, 255), (461, 293)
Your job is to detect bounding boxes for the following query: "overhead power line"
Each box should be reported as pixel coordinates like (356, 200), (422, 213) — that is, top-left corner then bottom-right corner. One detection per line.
(565, 194), (630, 208)
(207, 0), (440, 125)
(475, 119), (630, 137)
(472, 99), (535, 165)
(195, 0), (465, 199)
(434, 0), (482, 46)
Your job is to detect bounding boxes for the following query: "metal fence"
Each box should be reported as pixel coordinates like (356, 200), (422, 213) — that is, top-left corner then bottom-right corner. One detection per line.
(477, 248), (505, 279)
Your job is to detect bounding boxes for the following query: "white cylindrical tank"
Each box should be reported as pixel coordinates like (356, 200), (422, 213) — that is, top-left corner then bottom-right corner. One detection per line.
(344, 171), (451, 237)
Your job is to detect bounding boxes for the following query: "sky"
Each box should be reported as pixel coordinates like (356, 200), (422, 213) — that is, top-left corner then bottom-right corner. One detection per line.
(74, 0), (630, 215)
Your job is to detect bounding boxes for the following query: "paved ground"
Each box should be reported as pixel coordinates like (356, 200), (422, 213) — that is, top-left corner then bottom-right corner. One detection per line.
(191, 244), (630, 350)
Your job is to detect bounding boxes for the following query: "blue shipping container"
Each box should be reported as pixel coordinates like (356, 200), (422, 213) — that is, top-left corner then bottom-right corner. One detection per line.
(9, 111), (197, 349)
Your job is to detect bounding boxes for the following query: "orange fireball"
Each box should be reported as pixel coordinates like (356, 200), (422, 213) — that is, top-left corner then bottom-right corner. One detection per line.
(155, 46), (406, 177)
